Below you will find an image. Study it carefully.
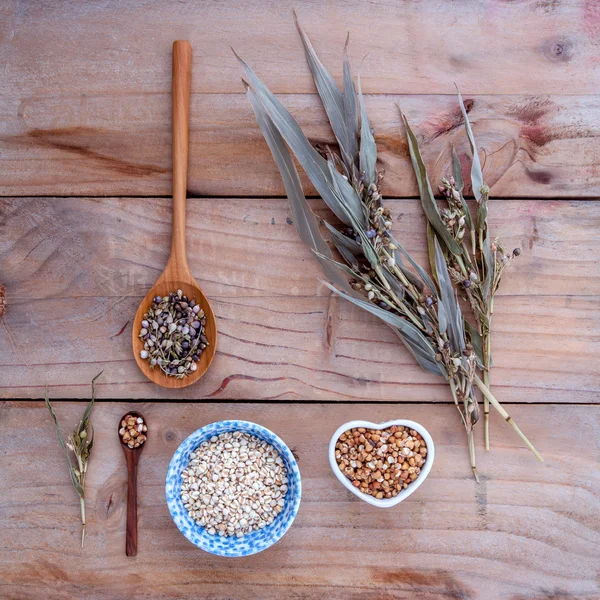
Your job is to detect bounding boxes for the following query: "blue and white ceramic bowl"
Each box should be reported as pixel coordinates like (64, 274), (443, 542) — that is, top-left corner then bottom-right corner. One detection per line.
(165, 420), (302, 557)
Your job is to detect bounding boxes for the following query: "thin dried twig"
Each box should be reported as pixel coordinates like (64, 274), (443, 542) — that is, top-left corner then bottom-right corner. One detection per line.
(45, 371), (103, 546)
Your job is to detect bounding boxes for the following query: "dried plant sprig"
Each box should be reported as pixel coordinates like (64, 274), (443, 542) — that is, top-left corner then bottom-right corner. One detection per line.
(402, 92), (521, 451)
(45, 371), (103, 546)
(237, 18), (542, 477)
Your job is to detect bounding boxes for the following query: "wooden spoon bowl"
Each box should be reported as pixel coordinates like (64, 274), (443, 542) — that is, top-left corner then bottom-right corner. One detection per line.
(132, 277), (217, 389)
(132, 40), (217, 388)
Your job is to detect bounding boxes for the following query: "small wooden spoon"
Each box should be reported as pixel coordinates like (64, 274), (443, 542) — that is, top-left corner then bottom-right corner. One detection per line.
(132, 40), (217, 388)
(119, 411), (148, 557)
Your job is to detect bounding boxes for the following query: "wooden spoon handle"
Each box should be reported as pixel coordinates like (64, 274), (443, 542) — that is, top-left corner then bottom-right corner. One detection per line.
(171, 40), (192, 266)
(125, 451), (139, 556)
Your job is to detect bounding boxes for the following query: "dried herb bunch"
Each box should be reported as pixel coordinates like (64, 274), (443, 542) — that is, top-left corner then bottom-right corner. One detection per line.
(237, 18), (542, 477)
(45, 371), (103, 546)
(402, 101), (520, 450)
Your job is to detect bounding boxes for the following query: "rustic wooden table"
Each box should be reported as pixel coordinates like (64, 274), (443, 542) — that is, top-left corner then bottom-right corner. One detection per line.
(1, 1), (598, 599)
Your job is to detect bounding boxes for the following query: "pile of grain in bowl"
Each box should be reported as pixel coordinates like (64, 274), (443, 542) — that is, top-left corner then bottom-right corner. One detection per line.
(180, 431), (288, 538)
(334, 425), (427, 499)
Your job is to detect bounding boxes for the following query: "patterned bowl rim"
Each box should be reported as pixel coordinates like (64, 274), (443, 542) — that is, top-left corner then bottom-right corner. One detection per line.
(328, 419), (435, 507)
(165, 419), (302, 556)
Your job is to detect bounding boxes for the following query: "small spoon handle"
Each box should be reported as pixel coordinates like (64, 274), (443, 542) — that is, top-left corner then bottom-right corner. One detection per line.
(125, 451), (140, 556)
(171, 40), (192, 267)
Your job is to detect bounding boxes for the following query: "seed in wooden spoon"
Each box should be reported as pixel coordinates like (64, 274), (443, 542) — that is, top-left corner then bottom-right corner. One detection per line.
(119, 415), (148, 449)
(138, 289), (209, 379)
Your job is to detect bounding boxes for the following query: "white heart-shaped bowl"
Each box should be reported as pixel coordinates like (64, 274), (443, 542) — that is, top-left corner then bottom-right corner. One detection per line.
(329, 419), (435, 508)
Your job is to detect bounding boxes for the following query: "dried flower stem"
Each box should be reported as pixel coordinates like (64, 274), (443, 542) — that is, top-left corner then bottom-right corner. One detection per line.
(45, 371), (103, 546)
(474, 374), (544, 462)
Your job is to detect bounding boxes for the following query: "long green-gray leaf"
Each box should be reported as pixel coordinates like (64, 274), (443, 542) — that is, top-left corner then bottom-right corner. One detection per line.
(45, 393), (68, 452)
(330, 235), (359, 269)
(331, 164), (365, 226)
(434, 237), (465, 353)
(396, 262), (425, 293)
(313, 251), (361, 281)
(437, 297), (448, 335)
(456, 88), (484, 202)
(383, 269), (406, 300)
(401, 111), (462, 256)
(343, 34), (359, 169)
(247, 83), (355, 295)
(247, 83), (330, 255)
(324, 221), (361, 254)
(358, 74), (376, 187)
(294, 14), (353, 166)
(391, 326), (448, 378)
(80, 370), (103, 428)
(426, 222), (439, 287)
(482, 233), (495, 299)
(320, 280), (445, 377)
(236, 52), (362, 226)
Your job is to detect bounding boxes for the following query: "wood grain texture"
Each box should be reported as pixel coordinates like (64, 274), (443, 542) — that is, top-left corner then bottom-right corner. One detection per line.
(2, 0), (599, 96)
(0, 197), (598, 400)
(0, 401), (598, 600)
(2, 93), (599, 198)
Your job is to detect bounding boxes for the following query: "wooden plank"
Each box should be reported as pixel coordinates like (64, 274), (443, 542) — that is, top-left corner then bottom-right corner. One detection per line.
(0, 197), (598, 400)
(2, 0), (599, 97)
(0, 402), (598, 600)
(2, 93), (599, 197)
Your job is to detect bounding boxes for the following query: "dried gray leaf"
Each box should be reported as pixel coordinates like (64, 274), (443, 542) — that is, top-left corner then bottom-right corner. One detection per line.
(389, 327), (448, 378)
(324, 221), (361, 254)
(482, 233), (495, 299)
(246, 83), (353, 295)
(456, 88), (484, 202)
(358, 73), (377, 187)
(434, 237), (465, 353)
(343, 34), (359, 169)
(294, 13), (354, 167)
(382, 268), (406, 301)
(437, 297), (448, 335)
(400, 110), (462, 256)
(320, 279), (445, 378)
(330, 234), (359, 269)
(237, 53), (361, 226)
(426, 222), (439, 287)
(396, 261), (425, 293)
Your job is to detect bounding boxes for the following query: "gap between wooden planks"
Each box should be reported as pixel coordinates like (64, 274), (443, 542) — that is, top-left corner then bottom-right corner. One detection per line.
(0, 401), (598, 600)
(2, 93), (599, 198)
(0, 197), (598, 401)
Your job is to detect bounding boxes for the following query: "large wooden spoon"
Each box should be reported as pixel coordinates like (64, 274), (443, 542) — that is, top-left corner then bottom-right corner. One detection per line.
(132, 41), (217, 388)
